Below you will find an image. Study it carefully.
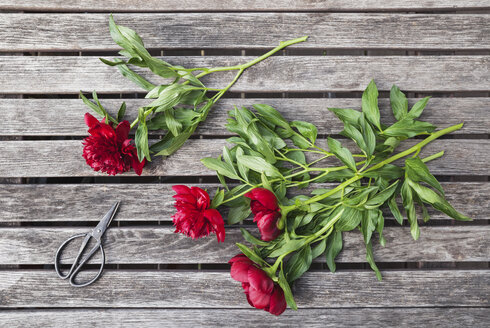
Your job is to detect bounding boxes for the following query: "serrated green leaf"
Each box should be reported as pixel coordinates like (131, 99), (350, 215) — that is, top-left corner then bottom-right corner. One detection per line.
(405, 157), (445, 196)
(325, 230), (343, 272)
(236, 154), (282, 178)
(408, 96), (431, 119)
(327, 137), (356, 172)
(390, 84), (408, 120)
(362, 80), (381, 130)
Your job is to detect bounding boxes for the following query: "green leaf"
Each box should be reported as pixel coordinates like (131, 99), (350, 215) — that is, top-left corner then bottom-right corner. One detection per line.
(401, 180), (419, 240)
(390, 84), (408, 120)
(365, 180), (400, 208)
(222, 146), (238, 176)
(376, 211), (386, 247)
(227, 202), (251, 225)
(235, 147), (249, 181)
(335, 206), (362, 231)
(408, 96), (431, 119)
(383, 118), (435, 138)
(327, 137), (356, 172)
(150, 127), (195, 157)
(362, 164), (404, 180)
(341, 123), (367, 155)
(200, 157), (241, 180)
(269, 239), (306, 258)
(112, 59), (156, 91)
(236, 154), (282, 178)
(325, 230), (343, 272)
(366, 240), (382, 281)
(388, 196), (404, 225)
(117, 102), (126, 122)
(253, 104), (290, 129)
(291, 121), (318, 144)
(290, 134), (311, 149)
(361, 80), (381, 130)
(359, 114), (376, 158)
(210, 189), (225, 208)
(361, 209), (378, 244)
(311, 238), (327, 259)
(135, 108), (150, 162)
(164, 109), (182, 136)
(80, 92), (108, 118)
(240, 228), (269, 246)
(405, 157), (445, 196)
(328, 108), (362, 127)
(278, 267), (297, 310)
(236, 243), (267, 266)
(145, 85), (169, 99)
(285, 245), (312, 283)
(407, 180), (472, 221)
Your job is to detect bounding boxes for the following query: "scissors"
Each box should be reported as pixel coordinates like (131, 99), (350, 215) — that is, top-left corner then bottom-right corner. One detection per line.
(54, 201), (120, 287)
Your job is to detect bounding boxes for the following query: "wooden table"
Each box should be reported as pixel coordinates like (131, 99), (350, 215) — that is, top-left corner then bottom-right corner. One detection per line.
(0, 1), (489, 327)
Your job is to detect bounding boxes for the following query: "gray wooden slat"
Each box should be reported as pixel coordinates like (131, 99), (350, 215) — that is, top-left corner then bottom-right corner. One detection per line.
(1, 0), (488, 12)
(1, 308), (488, 328)
(0, 182), (484, 223)
(0, 139), (487, 177)
(0, 270), (487, 308)
(1, 14), (489, 51)
(0, 56), (488, 93)
(1, 226), (488, 265)
(0, 98), (487, 136)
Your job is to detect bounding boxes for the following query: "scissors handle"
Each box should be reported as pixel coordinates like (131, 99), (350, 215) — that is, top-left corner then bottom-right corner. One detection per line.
(54, 233), (105, 287)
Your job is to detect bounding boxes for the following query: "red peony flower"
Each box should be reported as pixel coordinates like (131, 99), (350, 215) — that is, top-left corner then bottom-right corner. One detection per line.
(82, 113), (146, 176)
(245, 188), (282, 241)
(172, 185), (225, 242)
(229, 253), (287, 316)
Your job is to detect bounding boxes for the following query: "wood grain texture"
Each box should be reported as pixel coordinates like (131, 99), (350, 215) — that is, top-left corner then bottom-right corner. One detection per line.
(1, 308), (489, 328)
(0, 182), (484, 223)
(0, 139), (487, 177)
(0, 56), (488, 94)
(1, 0), (488, 12)
(1, 226), (488, 265)
(0, 270), (487, 308)
(1, 98), (488, 136)
(0, 13), (489, 51)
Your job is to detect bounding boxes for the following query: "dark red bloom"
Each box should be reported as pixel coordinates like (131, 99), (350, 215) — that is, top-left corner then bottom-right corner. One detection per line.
(245, 188), (281, 241)
(229, 253), (287, 316)
(172, 185), (225, 242)
(82, 113), (146, 176)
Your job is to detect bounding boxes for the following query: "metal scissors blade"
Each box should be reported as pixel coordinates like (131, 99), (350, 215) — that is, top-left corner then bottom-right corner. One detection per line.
(91, 201), (120, 240)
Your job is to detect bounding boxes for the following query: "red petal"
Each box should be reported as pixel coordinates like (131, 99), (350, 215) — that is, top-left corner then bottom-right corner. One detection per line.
(268, 285), (287, 315)
(115, 120), (131, 144)
(172, 185), (192, 195)
(256, 212), (281, 241)
(245, 188), (278, 211)
(229, 253), (253, 265)
(247, 266), (273, 294)
(230, 261), (252, 283)
(248, 286), (271, 309)
(130, 154), (146, 176)
(203, 209), (225, 242)
(191, 187), (210, 210)
(84, 113), (100, 129)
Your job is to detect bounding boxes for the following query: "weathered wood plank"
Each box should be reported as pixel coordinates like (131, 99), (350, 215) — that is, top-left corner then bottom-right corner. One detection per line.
(1, 308), (489, 328)
(1, 14), (489, 51)
(0, 270), (487, 308)
(0, 139), (487, 177)
(1, 0), (488, 12)
(0, 98), (487, 136)
(1, 226), (487, 265)
(0, 182), (484, 223)
(0, 56), (488, 93)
